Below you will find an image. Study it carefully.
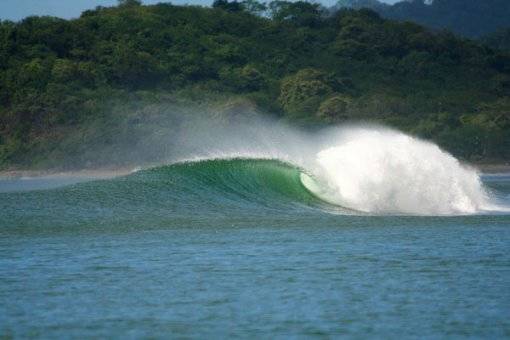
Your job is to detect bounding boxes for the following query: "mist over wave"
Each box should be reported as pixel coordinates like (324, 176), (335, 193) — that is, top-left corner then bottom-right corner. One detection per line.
(7, 106), (507, 216)
(150, 111), (504, 216)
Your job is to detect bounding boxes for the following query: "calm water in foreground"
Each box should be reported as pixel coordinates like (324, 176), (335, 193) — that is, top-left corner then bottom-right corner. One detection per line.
(1, 162), (509, 338)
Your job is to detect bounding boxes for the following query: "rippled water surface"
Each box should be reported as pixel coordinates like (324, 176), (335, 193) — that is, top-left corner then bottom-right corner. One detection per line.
(1, 164), (509, 338)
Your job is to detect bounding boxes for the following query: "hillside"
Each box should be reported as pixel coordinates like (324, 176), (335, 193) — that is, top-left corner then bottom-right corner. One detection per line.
(336, 0), (510, 39)
(0, 0), (509, 170)
(483, 28), (510, 51)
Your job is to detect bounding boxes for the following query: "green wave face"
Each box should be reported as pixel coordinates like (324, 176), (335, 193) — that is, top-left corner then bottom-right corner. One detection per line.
(170, 159), (318, 203)
(135, 158), (328, 214)
(0, 159), (342, 230)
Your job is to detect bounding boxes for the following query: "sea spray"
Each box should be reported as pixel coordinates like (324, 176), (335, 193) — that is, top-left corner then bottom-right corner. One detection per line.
(8, 102), (505, 216)
(168, 116), (494, 215)
(302, 128), (490, 215)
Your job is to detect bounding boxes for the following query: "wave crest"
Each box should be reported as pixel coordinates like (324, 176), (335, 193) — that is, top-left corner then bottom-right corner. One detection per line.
(302, 129), (491, 215)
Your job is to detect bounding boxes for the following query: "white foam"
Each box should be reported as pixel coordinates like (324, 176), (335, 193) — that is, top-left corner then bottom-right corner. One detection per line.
(302, 128), (491, 215)
(145, 114), (507, 215)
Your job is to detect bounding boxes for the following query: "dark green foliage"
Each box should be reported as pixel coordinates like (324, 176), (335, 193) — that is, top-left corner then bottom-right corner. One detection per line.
(240, 0), (267, 15)
(279, 68), (353, 121)
(213, 0), (244, 12)
(317, 95), (353, 122)
(280, 69), (336, 117)
(0, 1), (509, 169)
(118, 0), (142, 6)
(269, 1), (322, 27)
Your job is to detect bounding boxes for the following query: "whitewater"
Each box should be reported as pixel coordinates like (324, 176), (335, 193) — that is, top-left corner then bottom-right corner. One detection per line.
(1, 123), (508, 216)
(157, 123), (506, 216)
(299, 128), (493, 215)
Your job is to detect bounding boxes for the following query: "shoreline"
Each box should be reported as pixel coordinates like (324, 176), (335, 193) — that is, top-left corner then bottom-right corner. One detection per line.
(473, 163), (510, 174)
(0, 167), (138, 180)
(1, 162), (509, 179)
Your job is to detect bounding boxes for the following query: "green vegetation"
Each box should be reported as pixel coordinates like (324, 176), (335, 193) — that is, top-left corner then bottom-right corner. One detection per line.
(0, 1), (509, 169)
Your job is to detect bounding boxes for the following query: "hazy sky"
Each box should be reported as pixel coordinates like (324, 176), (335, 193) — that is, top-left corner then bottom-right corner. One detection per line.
(0, 0), (401, 21)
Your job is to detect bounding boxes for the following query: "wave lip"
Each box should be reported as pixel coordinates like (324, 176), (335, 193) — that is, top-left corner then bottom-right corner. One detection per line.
(120, 127), (507, 216)
(9, 126), (506, 217)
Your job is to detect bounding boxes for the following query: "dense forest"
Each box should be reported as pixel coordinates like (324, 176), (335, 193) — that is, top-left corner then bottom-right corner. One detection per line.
(0, 0), (509, 169)
(336, 0), (510, 39)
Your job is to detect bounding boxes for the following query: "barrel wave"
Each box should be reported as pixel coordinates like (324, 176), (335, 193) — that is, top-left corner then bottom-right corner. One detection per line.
(135, 158), (324, 212)
(1, 127), (508, 231)
(0, 159), (339, 230)
(156, 127), (502, 216)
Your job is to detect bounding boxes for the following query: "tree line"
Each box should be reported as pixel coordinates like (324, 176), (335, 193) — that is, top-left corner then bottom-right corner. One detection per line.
(0, 0), (509, 168)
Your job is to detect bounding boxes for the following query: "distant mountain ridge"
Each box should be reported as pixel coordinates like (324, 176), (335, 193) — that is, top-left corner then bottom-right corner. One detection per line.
(483, 28), (510, 51)
(335, 0), (510, 38)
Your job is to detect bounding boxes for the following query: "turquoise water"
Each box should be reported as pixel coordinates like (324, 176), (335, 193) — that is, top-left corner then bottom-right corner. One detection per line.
(1, 160), (509, 338)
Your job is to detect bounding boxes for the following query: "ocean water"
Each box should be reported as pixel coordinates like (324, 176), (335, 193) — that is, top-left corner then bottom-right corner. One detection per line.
(1, 126), (510, 338)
